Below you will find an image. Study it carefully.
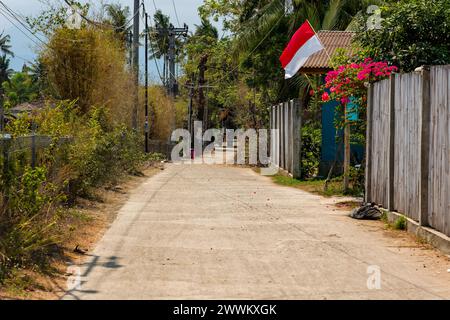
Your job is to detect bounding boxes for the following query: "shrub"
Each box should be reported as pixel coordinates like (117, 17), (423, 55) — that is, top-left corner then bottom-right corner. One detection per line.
(42, 28), (135, 123)
(0, 166), (65, 282)
(355, 0), (450, 72)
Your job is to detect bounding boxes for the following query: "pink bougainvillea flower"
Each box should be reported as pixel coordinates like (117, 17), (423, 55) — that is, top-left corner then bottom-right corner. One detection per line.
(341, 97), (350, 105)
(322, 92), (330, 102)
(357, 71), (369, 81)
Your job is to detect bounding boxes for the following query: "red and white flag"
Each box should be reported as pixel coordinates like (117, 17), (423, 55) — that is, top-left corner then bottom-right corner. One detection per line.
(280, 20), (324, 79)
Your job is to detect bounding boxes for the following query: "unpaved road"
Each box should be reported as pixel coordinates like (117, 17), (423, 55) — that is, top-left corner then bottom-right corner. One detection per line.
(64, 164), (450, 300)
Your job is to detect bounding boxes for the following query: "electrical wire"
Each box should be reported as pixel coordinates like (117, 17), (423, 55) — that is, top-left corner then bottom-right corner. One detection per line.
(141, 10), (165, 84)
(0, 8), (44, 49)
(171, 0), (181, 27)
(203, 15), (284, 87)
(0, 1), (47, 45)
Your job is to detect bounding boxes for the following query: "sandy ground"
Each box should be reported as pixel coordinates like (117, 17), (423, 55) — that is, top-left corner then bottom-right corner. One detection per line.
(64, 164), (450, 300)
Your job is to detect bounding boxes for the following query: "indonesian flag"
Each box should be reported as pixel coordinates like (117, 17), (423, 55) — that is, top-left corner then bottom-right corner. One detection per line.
(280, 20), (325, 79)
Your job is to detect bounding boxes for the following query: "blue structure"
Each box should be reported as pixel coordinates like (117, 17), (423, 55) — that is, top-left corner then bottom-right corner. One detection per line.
(319, 100), (364, 177)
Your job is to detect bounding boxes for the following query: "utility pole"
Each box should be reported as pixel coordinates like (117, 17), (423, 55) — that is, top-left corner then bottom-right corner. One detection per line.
(197, 54), (208, 130)
(132, 0), (140, 130)
(187, 83), (194, 138)
(156, 24), (188, 97)
(144, 12), (149, 153)
(168, 25), (176, 97)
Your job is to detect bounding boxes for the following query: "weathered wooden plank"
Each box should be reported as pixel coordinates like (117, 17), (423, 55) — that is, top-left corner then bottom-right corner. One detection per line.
(292, 99), (302, 179)
(420, 67), (431, 226)
(365, 85), (374, 203)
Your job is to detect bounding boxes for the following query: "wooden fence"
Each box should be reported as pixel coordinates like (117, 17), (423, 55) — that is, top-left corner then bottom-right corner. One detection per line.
(366, 65), (450, 236)
(0, 135), (72, 170)
(269, 99), (302, 179)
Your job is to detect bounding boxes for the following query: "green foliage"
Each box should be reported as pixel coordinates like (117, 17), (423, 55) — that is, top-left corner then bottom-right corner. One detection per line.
(2, 72), (39, 106)
(0, 32), (13, 56)
(0, 166), (64, 283)
(5, 113), (32, 137)
(394, 216), (407, 231)
(355, 0), (450, 72)
(69, 122), (147, 195)
(301, 125), (321, 179)
(188, 0), (380, 128)
(0, 55), (13, 91)
(26, 1), (90, 36)
(104, 3), (131, 44)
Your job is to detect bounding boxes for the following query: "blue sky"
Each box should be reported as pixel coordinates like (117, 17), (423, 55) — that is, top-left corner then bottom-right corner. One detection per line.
(0, 0), (213, 82)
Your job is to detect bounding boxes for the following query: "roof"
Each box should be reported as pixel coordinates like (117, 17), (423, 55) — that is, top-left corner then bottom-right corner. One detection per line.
(299, 30), (355, 74)
(9, 102), (44, 115)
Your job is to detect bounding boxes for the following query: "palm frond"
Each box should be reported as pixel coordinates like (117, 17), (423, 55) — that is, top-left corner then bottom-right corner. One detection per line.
(322, 0), (344, 30)
(234, 0), (285, 54)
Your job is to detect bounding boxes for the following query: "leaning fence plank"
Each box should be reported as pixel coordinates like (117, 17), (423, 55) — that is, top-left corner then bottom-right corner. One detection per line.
(420, 67), (431, 227)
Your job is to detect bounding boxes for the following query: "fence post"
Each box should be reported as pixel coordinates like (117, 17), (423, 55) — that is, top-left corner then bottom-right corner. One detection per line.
(388, 74), (396, 211)
(419, 66), (431, 227)
(365, 84), (374, 204)
(292, 99), (302, 179)
(31, 123), (37, 169)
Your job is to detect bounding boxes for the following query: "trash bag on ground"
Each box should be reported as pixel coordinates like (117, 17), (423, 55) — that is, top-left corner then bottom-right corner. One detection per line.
(350, 203), (382, 220)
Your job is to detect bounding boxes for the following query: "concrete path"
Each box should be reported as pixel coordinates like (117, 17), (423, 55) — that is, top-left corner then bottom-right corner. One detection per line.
(65, 164), (450, 300)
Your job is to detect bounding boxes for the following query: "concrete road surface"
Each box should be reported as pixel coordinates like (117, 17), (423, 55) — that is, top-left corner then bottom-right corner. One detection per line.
(64, 164), (450, 300)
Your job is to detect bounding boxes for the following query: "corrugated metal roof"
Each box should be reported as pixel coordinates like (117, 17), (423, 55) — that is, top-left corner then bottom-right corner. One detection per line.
(300, 31), (355, 72)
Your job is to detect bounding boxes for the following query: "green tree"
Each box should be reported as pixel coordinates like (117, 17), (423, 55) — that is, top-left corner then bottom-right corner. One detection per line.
(0, 32), (13, 56)
(150, 10), (171, 84)
(355, 0), (450, 72)
(2, 72), (38, 106)
(104, 3), (131, 45)
(0, 55), (13, 90)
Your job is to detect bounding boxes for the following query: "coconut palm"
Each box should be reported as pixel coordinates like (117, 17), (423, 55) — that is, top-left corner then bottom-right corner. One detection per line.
(0, 55), (13, 95)
(104, 4), (131, 45)
(237, 0), (384, 52)
(150, 10), (171, 84)
(0, 32), (13, 57)
(235, 0), (385, 98)
(194, 18), (219, 40)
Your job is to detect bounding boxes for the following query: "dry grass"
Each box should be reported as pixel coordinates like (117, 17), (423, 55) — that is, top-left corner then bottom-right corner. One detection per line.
(0, 164), (163, 300)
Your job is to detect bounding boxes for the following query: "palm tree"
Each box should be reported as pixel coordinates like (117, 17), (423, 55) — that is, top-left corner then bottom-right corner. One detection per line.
(104, 4), (131, 45)
(235, 0), (384, 97)
(151, 10), (171, 84)
(194, 18), (219, 40)
(237, 0), (382, 52)
(0, 32), (13, 57)
(0, 55), (13, 94)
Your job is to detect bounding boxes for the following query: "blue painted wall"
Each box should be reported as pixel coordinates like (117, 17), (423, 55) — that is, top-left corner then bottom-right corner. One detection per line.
(319, 101), (364, 177)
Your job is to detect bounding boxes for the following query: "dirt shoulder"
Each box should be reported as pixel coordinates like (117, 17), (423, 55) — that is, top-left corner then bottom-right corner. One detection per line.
(0, 163), (164, 300)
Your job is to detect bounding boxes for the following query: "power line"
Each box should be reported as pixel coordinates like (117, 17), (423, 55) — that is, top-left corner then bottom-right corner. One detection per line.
(171, 0), (181, 27)
(0, 8), (44, 49)
(141, 9), (165, 84)
(204, 15), (284, 87)
(0, 1), (47, 46)
(152, 0), (158, 12)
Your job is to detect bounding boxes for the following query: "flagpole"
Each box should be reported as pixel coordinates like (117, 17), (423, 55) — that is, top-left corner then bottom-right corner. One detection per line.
(306, 20), (333, 66)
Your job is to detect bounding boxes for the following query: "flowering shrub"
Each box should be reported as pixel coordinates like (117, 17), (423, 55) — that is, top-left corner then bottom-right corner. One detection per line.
(321, 58), (398, 109)
(318, 58), (398, 148)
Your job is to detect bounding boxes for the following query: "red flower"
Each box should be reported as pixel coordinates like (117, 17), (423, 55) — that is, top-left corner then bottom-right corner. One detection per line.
(322, 92), (330, 102)
(309, 89), (315, 96)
